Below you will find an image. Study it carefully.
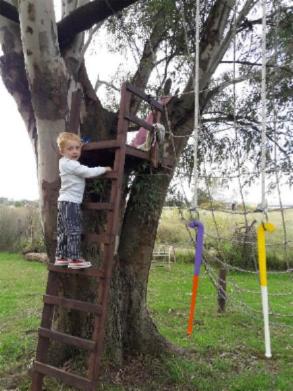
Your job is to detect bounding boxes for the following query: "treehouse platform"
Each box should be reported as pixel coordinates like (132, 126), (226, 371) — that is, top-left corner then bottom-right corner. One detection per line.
(81, 141), (171, 169)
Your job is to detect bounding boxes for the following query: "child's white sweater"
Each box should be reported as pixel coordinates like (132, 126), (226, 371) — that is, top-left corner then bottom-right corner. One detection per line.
(58, 157), (106, 204)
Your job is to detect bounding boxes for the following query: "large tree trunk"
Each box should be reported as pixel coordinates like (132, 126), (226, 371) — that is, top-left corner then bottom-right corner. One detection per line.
(17, 1), (67, 258)
(111, 166), (173, 358)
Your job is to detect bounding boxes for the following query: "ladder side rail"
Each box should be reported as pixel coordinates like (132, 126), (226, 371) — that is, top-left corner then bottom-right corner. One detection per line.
(31, 272), (60, 390)
(87, 84), (131, 387)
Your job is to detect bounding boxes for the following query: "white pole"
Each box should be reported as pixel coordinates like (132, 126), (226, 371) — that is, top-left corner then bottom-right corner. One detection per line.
(261, 286), (272, 358)
(260, 0), (267, 210)
(192, 0), (200, 209)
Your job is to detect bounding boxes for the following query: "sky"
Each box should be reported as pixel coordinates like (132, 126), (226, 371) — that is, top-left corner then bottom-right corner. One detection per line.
(0, 80), (39, 200)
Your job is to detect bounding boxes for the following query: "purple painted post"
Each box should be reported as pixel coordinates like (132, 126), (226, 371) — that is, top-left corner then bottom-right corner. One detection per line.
(187, 220), (204, 335)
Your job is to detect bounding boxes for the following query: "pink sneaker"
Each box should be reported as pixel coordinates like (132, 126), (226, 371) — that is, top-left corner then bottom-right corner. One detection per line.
(68, 258), (92, 269)
(54, 258), (69, 266)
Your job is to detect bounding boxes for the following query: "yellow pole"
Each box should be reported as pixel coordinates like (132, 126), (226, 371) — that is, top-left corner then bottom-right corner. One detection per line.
(257, 222), (275, 358)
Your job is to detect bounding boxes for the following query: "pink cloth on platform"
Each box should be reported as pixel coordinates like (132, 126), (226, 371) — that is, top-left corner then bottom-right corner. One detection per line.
(130, 112), (154, 148)
(129, 96), (172, 148)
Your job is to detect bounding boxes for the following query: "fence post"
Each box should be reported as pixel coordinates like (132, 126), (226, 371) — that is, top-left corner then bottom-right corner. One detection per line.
(217, 268), (227, 313)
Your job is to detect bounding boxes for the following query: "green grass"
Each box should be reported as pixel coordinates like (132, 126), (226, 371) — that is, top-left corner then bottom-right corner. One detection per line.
(148, 264), (293, 391)
(0, 253), (47, 374)
(1, 252), (292, 390)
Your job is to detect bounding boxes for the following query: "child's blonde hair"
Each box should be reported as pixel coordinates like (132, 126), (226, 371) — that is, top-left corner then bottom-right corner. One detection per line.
(57, 132), (81, 152)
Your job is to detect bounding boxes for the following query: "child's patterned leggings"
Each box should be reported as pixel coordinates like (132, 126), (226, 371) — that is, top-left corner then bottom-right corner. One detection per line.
(55, 201), (82, 259)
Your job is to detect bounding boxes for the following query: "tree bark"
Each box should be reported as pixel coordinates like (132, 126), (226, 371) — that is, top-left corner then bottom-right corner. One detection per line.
(116, 166), (173, 354)
(18, 0), (70, 258)
(0, 5), (36, 144)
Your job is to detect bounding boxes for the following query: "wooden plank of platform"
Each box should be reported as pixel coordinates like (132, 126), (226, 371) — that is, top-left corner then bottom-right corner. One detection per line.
(82, 140), (120, 151)
(125, 145), (151, 160)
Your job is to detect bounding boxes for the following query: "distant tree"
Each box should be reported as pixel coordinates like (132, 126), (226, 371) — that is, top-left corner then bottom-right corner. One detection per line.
(0, 197), (9, 205)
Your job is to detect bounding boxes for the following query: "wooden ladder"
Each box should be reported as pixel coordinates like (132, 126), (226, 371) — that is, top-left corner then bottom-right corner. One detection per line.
(31, 84), (131, 391)
(31, 83), (165, 391)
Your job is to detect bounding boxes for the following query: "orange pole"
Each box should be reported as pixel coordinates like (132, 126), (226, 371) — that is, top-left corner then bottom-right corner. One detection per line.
(187, 275), (199, 335)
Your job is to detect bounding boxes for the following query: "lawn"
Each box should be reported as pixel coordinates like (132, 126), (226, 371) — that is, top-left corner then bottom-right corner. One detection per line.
(0, 254), (47, 368)
(148, 263), (293, 390)
(0, 252), (292, 390)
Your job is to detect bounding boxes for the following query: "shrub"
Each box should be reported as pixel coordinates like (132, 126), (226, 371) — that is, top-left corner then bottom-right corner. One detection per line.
(0, 205), (44, 252)
(175, 249), (194, 263)
(156, 221), (190, 244)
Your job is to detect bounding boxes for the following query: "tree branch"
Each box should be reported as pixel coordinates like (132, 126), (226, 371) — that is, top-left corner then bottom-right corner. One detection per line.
(81, 22), (102, 58)
(239, 6), (293, 31)
(179, 0), (257, 122)
(204, 115), (291, 160)
(0, 0), (18, 23)
(220, 60), (292, 74)
(94, 78), (120, 92)
(171, 0), (241, 131)
(0, 0), (139, 49)
(205, 76), (248, 103)
(58, 0), (139, 49)
(62, 0), (78, 19)
(204, 0), (258, 86)
(129, 7), (168, 113)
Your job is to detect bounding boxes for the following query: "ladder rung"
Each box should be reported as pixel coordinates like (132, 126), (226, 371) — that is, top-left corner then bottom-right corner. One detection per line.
(125, 82), (164, 112)
(103, 171), (118, 179)
(124, 113), (154, 131)
(87, 171), (118, 180)
(38, 327), (96, 351)
(34, 361), (92, 390)
(83, 202), (113, 210)
(82, 140), (120, 151)
(48, 264), (106, 278)
(84, 233), (114, 245)
(43, 294), (102, 314)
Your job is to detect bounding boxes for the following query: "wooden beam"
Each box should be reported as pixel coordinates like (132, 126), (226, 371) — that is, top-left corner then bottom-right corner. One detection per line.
(124, 113), (154, 131)
(125, 83), (164, 112)
(38, 327), (96, 351)
(43, 294), (102, 314)
(34, 361), (92, 390)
